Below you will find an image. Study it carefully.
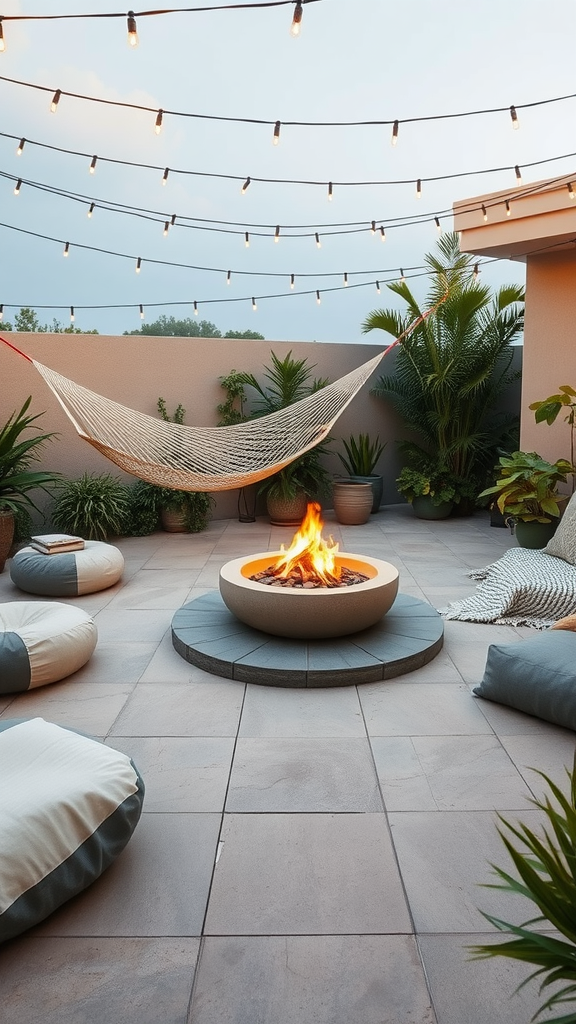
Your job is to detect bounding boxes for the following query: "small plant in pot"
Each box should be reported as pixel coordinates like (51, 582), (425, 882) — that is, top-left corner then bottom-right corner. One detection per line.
(396, 464), (457, 520)
(258, 451), (332, 526)
(337, 433), (387, 513)
(51, 472), (131, 540)
(478, 450), (574, 548)
(0, 397), (61, 571)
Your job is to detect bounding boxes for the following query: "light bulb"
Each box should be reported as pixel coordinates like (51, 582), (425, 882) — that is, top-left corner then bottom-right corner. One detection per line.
(273, 120), (281, 146)
(315, 232), (321, 249)
(505, 200), (511, 217)
(391, 119), (399, 146)
(482, 204), (488, 222)
(510, 105), (519, 130)
(434, 216), (441, 234)
(515, 164), (522, 185)
(371, 220), (376, 235)
(375, 281), (381, 294)
(328, 181), (333, 201)
(89, 155), (97, 174)
(226, 270), (231, 285)
(162, 167), (169, 186)
(127, 11), (138, 47)
(87, 202), (95, 218)
(473, 263), (479, 279)
(63, 242), (70, 257)
(70, 306), (75, 323)
(194, 301), (198, 315)
(343, 273), (348, 287)
(163, 221), (169, 236)
(16, 138), (25, 156)
(50, 89), (61, 113)
(241, 176), (250, 194)
(135, 257), (142, 273)
(252, 297), (257, 311)
(0, 19), (5, 52)
(290, 273), (295, 289)
(13, 178), (21, 196)
(568, 183), (576, 200)
(274, 225), (280, 243)
(155, 109), (163, 135)
(290, 1), (303, 36)
(0, 304), (3, 320)
(380, 226), (386, 242)
(400, 269), (405, 283)
(316, 290), (321, 305)
(245, 232), (250, 248)
(139, 304), (144, 319)
(170, 213), (176, 226)
(416, 178), (422, 199)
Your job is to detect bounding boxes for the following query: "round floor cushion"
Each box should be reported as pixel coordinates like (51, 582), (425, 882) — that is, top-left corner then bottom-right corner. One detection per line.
(0, 602), (97, 694)
(0, 717), (145, 943)
(10, 541), (124, 597)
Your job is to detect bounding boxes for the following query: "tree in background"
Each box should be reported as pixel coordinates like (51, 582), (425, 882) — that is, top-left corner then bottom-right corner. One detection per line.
(1, 307), (98, 334)
(123, 315), (264, 339)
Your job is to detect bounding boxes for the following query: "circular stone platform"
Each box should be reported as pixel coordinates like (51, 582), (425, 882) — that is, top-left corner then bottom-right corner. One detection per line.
(171, 592), (443, 687)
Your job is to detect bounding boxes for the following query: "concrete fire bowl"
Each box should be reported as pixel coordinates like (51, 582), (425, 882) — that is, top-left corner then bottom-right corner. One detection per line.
(219, 552), (399, 639)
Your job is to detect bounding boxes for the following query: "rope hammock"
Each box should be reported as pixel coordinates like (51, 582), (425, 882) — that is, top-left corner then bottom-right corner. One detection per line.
(0, 294), (445, 493)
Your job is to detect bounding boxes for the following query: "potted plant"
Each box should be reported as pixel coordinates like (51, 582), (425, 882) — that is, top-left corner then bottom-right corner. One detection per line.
(51, 472), (131, 540)
(396, 464), (457, 520)
(257, 451), (332, 526)
(155, 486), (214, 533)
(337, 433), (387, 513)
(0, 397), (61, 571)
(478, 450), (574, 548)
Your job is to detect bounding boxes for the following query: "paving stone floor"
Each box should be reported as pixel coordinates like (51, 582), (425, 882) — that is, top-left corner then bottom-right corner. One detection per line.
(1, 504), (573, 1023)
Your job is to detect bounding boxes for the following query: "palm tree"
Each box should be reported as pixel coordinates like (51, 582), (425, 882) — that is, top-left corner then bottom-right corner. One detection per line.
(363, 233), (524, 505)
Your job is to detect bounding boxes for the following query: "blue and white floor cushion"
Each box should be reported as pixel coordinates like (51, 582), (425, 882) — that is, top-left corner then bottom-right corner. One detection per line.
(0, 718), (145, 942)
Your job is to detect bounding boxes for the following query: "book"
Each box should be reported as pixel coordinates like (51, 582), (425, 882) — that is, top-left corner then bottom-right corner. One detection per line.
(30, 534), (85, 554)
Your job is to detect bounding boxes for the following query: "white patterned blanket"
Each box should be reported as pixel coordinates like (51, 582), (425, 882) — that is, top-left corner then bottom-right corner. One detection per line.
(439, 547), (576, 628)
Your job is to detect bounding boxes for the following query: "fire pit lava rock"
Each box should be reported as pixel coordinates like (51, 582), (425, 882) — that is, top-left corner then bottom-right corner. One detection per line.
(219, 552), (399, 639)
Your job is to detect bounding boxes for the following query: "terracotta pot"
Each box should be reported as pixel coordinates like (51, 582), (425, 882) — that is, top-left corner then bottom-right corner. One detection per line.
(266, 491), (308, 526)
(0, 509), (15, 572)
(412, 495), (453, 520)
(348, 474), (383, 513)
(332, 480), (373, 525)
(161, 507), (187, 533)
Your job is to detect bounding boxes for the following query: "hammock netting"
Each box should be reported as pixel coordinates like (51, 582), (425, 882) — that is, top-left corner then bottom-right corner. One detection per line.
(31, 350), (386, 492)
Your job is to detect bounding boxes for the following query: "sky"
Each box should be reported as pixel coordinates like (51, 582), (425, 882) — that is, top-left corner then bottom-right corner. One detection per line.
(0, 0), (574, 343)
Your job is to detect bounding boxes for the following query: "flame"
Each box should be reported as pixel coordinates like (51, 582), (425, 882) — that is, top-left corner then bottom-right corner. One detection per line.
(271, 503), (341, 585)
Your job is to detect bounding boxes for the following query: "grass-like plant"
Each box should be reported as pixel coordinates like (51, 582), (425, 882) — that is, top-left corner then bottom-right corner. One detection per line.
(470, 760), (576, 1023)
(0, 396), (61, 514)
(337, 433), (387, 477)
(52, 472), (131, 540)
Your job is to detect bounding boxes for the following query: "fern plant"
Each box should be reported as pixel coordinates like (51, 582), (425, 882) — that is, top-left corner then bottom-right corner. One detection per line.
(471, 760), (576, 1023)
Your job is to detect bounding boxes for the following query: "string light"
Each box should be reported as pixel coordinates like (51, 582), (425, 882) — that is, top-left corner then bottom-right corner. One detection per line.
(193, 300), (198, 315)
(515, 164), (522, 185)
(16, 138), (25, 156)
(316, 290), (321, 304)
(343, 272), (348, 286)
(416, 178), (422, 199)
(50, 89), (61, 113)
(274, 224), (280, 243)
(163, 221), (169, 236)
(434, 216), (441, 234)
(63, 241), (70, 257)
(170, 213), (176, 226)
(245, 231), (250, 247)
(139, 303), (144, 319)
(135, 256), (142, 273)
(391, 120), (399, 146)
(505, 199), (511, 216)
(87, 201), (95, 217)
(241, 176), (251, 194)
(315, 232), (321, 248)
(290, 273), (295, 289)
(273, 120), (281, 145)
(473, 263), (480, 279)
(375, 280), (381, 294)
(482, 204), (488, 222)
(89, 155), (97, 174)
(400, 268), (405, 282)
(162, 167), (169, 186)
(290, 0), (303, 36)
(252, 296), (257, 310)
(154, 109), (163, 135)
(510, 105), (519, 130)
(70, 306), (75, 323)
(380, 226), (386, 241)
(0, 304), (3, 321)
(0, 18), (5, 53)
(371, 220), (376, 235)
(13, 178), (21, 195)
(127, 11), (138, 47)
(328, 181), (333, 201)
(226, 269), (231, 285)
(568, 182), (576, 200)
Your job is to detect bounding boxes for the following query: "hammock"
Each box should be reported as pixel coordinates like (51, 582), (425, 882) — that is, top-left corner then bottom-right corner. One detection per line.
(0, 294), (445, 492)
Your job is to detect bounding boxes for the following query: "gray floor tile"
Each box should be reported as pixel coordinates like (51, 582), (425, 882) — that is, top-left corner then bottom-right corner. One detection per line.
(92, 607), (173, 641)
(226, 737), (382, 811)
(239, 684), (366, 737)
(498, 731), (576, 797)
(108, 680), (244, 736)
(34, 813), (220, 936)
(108, 735), (235, 811)
(66, 642), (159, 684)
(360, 682), (492, 735)
(205, 813), (411, 934)
(1, 680), (135, 737)
(0, 937), (199, 1024)
(190, 935), (435, 1024)
(389, 808), (548, 933)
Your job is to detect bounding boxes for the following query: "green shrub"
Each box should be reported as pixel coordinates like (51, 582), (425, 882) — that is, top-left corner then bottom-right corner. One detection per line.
(123, 480), (161, 536)
(52, 473), (131, 540)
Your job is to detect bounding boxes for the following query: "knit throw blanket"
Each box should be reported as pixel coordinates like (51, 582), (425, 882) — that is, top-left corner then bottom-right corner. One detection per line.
(439, 547), (576, 628)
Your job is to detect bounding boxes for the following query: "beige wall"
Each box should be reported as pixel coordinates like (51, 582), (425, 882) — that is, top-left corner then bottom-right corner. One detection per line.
(0, 333), (404, 521)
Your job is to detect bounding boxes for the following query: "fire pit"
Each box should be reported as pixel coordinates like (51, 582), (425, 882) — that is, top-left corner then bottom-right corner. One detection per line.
(219, 503), (399, 639)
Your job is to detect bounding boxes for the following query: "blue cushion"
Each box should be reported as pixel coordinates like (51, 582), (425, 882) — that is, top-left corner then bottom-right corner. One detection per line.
(474, 631), (576, 730)
(0, 718), (145, 943)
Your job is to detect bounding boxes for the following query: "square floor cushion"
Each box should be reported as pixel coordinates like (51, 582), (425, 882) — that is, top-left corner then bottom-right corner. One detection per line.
(0, 718), (145, 943)
(474, 631), (576, 730)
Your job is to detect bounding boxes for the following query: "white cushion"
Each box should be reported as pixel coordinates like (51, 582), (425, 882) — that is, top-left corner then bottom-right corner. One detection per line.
(0, 601), (97, 693)
(10, 541), (124, 597)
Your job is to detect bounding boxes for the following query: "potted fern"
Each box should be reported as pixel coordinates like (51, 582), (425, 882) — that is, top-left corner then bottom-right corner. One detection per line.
(337, 433), (387, 513)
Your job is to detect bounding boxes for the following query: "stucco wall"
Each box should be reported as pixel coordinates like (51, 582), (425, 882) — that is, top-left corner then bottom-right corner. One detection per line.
(0, 333), (406, 521)
(520, 251), (576, 466)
